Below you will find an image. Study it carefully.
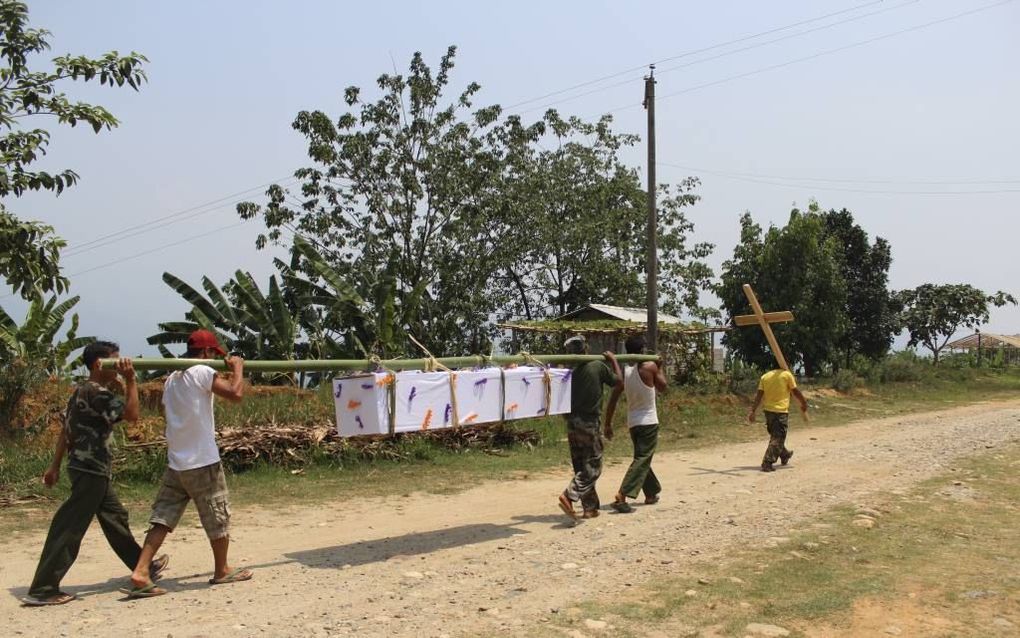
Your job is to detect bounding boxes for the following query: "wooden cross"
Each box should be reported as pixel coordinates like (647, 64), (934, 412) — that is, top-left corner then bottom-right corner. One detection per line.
(734, 284), (794, 371)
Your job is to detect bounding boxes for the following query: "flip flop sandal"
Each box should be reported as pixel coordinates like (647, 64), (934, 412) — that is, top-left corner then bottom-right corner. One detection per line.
(209, 568), (253, 585)
(645, 495), (660, 505)
(22, 592), (77, 606)
(118, 582), (168, 599)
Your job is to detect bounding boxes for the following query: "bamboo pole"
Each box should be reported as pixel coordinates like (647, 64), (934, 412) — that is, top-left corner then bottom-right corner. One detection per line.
(99, 354), (659, 372)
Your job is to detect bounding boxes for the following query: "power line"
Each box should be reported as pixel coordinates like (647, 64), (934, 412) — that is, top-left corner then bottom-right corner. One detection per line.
(514, 0), (920, 115)
(658, 162), (1020, 186)
(63, 178), (298, 259)
(600, 0), (1016, 115)
(503, 0), (888, 112)
(660, 162), (1020, 195)
(66, 221), (250, 278)
(63, 175), (294, 256)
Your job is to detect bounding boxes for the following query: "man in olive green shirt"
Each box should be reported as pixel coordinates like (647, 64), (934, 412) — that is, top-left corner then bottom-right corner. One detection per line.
(558, 335), (622, 521)
(23, 341), (167, 606)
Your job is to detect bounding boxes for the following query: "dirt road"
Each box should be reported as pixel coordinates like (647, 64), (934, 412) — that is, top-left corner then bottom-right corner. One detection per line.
(3, 401), (1019, 637)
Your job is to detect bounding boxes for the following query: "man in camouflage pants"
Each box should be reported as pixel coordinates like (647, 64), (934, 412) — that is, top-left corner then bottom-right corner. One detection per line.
(23, 341), (167, 606)
(558, 335), (623, 521)
(747, 368), (808, 472)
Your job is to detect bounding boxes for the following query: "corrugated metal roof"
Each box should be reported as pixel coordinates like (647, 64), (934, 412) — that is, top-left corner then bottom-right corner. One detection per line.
(557, 304), (683, 324)
(946, 332), (1020, 349)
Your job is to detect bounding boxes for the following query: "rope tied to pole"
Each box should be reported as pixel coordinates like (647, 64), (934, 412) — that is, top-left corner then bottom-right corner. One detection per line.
(408, 333), (460, 428)
(518, 351), (552, 417)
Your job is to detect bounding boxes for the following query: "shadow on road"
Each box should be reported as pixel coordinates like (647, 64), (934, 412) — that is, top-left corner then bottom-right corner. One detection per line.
(282, 522), (531, 569)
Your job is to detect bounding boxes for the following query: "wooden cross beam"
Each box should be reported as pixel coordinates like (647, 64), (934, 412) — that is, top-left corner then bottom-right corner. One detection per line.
(735, 284), (795, 371)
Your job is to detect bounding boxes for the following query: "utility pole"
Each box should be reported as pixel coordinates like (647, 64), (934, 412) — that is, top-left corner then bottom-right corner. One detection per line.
(644, 65), (658, 352)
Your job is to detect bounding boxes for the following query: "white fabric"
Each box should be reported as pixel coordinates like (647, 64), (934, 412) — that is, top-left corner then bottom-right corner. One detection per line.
(502, 366), (572, 421)
(451, 367), (503, 426)
(334, 366), (575, 436)
(624, 364), (658, 427)
(162, 364), (221, 471)
(333, 373), (392, 437)
(393, 371), (453, 432)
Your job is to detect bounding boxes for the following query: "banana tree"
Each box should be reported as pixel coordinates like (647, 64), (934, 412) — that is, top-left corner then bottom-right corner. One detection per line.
(288, 235), (426, 359)
(0, 295), (95, 374)
(149, 271), (301, 383)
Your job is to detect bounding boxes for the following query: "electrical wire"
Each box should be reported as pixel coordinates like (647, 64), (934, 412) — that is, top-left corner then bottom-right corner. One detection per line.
(658, 162), (1020, 186)
(660, 162), (1020, 195)
(62, 175), (295, 257)
(513, 0), (920, 115)
(503, 0), (888, 112)
(600, 0), (1016, 115)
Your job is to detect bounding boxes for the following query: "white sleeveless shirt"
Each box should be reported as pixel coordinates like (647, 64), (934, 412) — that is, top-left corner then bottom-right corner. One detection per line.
(624, 364), (658, 427)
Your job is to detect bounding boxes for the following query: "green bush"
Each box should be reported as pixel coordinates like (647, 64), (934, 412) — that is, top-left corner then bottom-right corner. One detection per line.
(727, 359), (763, 396)
(0, 359), (46, 433)
(876, 350), (933, 384)
(831, 369), (863, 392)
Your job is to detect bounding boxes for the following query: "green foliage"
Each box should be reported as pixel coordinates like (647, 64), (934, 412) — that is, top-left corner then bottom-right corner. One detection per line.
(726, 358), (763, 396)
(830, 368), (862, 392)
(0, 0), (148, 297)
(238, 47), (713, 356)
(874, 350), (933, 383)
(0, 294), (93, 374)
(148, 271), (301, 383)
(718, 207), (847, 376)
(0, 295), (92, 431)
(0, 207), (67, 298)
(820, 207), (900, 365)
(718, 203), (900, 375)
(895, 284), (1017, 364)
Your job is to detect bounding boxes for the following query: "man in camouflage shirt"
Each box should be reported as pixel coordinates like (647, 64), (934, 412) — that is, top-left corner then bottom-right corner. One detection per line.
(23, 341), (167, 606)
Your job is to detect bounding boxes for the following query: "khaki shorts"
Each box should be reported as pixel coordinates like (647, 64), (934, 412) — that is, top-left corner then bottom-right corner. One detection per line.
(149, 462), (231, 540)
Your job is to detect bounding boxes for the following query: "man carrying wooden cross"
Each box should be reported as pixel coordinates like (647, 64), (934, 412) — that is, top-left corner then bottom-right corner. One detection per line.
(736, 285), (808, 472)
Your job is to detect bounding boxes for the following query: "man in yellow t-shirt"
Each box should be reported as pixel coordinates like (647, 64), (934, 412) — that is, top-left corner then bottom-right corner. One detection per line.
(747, 369), (808, 472)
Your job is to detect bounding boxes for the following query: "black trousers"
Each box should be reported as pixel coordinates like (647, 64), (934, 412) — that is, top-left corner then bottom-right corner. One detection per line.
(28, 469), (141, 598)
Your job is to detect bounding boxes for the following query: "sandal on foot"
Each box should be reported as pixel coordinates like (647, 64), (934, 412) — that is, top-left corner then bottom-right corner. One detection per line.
(582, 509), (600, 519)
(558, 493), (578, 521)
(119, 582), (168, 599)
(22, 592), (76, 606)
(611, 500), (635, 514)
(644, 495), (660, 505)
(209, 568), (253, 585)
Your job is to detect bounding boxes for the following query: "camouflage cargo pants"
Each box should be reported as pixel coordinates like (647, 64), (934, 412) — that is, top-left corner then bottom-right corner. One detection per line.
(762, 411), (791, 465)
(564, 417), (603, 512)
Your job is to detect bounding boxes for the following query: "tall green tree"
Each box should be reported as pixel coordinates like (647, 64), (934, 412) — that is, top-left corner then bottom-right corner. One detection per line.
(818, 205), (899, 365)
(0, 0), (147, 297)
(239, 47), (714, 354)
(895, 284), (1016, 364)
(238, 46), (505, 355)
(718, 209), (847, 376)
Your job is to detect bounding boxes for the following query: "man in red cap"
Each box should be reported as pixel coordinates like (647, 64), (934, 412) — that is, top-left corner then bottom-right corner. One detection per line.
(123, 330), (252, 597)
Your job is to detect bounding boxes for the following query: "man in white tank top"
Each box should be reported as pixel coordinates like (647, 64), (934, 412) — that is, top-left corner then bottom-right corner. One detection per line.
(604, 334), (667, 513)
(124, 330), (252, 597)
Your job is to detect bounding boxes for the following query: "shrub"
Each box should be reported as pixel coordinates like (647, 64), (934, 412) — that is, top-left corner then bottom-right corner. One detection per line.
(876, 350), (932, 384)
(0, 359), (46, 433)
(727, 359), (763, 396)
(831, 368), (862, 392)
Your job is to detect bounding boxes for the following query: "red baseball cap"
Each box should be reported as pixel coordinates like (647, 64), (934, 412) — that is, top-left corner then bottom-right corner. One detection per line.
(187, 329), (227, 356)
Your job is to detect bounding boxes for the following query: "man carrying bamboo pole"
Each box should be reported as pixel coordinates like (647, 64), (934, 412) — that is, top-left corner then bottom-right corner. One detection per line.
(604, 334), (668, 513)
(747, 369), (807, 472)
(123, 330), (251, 598)
(23, 341), (168, 606)
(558, 335), (623, 521)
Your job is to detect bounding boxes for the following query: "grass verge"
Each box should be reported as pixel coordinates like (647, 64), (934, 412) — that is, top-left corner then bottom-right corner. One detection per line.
(546, 443), (1020, 637)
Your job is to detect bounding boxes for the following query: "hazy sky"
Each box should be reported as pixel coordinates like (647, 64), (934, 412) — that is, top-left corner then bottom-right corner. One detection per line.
(4, 0), (1018, 356)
